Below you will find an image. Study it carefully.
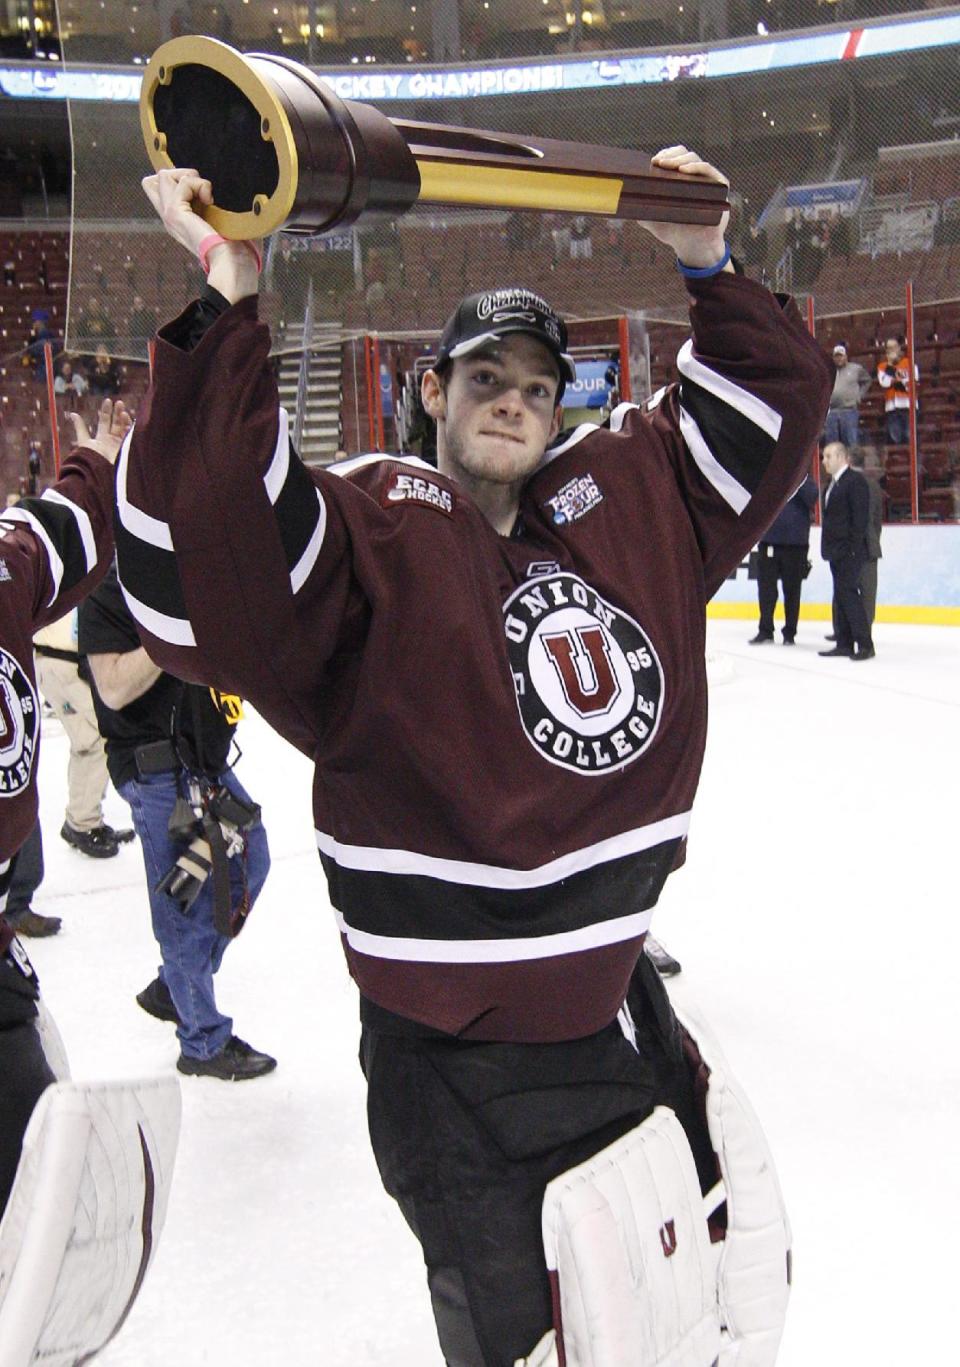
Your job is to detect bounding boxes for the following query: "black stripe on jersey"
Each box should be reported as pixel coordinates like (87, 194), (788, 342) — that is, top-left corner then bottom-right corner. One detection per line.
(679, 377), (776, 497)
(114, 518), (189, 622)
(272, 451), (322, 579)
(320, 839), (680, 944)
(16, 496), (88, 594)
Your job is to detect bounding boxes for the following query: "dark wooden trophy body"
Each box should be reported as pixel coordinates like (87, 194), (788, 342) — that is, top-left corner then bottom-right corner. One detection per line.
(141, 36), (728, 240)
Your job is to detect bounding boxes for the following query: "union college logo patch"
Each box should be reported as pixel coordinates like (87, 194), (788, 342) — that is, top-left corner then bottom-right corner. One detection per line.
(503, 573), (664, 775)
(0, 647), (39, 798)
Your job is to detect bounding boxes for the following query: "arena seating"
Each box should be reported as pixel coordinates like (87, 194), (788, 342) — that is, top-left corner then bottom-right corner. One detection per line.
(1, 215), (958, 520)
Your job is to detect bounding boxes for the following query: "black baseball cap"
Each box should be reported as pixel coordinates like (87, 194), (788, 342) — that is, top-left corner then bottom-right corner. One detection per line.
(435, 287), (576, 399)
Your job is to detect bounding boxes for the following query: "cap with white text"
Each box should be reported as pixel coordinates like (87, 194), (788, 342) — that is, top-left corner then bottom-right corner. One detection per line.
(436, 287), (576, 397)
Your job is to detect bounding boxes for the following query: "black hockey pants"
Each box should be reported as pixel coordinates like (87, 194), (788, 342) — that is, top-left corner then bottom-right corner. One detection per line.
(0, 948), (55, 1218)
(359, 955), (716, 1367)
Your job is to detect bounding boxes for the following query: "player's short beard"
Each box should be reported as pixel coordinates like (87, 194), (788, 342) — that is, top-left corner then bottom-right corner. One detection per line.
(442, 419), (533, 490)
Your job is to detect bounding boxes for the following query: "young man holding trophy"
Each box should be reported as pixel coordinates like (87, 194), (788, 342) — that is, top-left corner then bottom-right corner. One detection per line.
(127, 62), (831, 1361)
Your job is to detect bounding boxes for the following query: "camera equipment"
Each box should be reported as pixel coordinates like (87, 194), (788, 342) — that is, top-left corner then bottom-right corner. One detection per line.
(156, 780), (261, 934)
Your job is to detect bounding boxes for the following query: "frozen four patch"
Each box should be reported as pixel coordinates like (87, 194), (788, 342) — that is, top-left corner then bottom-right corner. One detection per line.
(544, 474), (604, 526)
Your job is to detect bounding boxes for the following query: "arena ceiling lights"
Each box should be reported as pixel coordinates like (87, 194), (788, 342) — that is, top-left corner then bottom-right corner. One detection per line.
(2, 11), (959, 105)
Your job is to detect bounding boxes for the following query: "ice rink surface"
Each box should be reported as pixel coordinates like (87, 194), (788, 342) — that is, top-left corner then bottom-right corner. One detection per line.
(21, 618), (959, 1366)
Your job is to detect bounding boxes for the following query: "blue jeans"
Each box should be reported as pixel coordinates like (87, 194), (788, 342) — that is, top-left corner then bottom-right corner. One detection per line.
(823, 409), (859, 447)
(885, 408), (910, 445)
(118, 769), (270, 1060)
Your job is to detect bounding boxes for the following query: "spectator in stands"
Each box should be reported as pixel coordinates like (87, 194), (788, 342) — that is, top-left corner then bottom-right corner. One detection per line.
(365, 278), (387, 309)
(848, 448), (883, 630)
(22, 318), (53, 379)
(54, 358), (89, 403)
(570, 216), (593, 260)
(749, 474), (818, 646)
(877, 337), (918, 446)
(824, 343), (871, 446)
(126, 295), (158, 346)
(604, 358), (620, 411)
(25, 442), (41, 498)
(829, 212), (851, 257)
(504, 211), (526, 259)
(744, 214), (768, 275)
(88, 345), (121, 399)
(549, 214), (571, 264)
(603, 218), (625, 260)
(75, 296), (114, 350)
(3, 257), (15, 287)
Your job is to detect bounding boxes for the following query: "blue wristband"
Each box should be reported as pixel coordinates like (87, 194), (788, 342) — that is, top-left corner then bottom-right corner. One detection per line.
(676, 242), (731, 279)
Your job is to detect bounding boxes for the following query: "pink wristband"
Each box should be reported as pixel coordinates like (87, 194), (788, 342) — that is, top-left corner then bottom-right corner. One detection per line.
(197, 233), (262, 275)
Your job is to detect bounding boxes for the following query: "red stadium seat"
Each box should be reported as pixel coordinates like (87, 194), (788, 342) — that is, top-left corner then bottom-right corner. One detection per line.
(920, 489), (957, 521)
(922, 449), (953, 485)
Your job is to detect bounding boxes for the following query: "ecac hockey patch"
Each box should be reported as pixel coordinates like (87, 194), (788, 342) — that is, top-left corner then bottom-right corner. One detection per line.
(0, 647), (39, 798)
(544, 474), (604, 526)
(382, 471), (454, 516)
(503, 572), (664, 776)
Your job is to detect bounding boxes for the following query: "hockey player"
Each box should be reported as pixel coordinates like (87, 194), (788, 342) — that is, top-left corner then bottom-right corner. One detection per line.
(130, 148), (832, 1365)
(0, 398), (129, 1216)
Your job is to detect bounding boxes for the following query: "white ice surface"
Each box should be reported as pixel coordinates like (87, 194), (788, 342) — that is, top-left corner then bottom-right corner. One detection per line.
(21, 618), (960, 1366)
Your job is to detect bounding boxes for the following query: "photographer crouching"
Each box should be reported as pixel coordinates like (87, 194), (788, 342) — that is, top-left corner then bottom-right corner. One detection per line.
(79, 564), (275, 1081)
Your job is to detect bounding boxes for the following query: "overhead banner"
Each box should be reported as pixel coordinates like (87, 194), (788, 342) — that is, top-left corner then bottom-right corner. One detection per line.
(563, 360), (613, 410)
(4, 11), (960, 105)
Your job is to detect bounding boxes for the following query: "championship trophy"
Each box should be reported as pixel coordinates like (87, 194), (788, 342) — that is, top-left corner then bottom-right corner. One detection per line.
(140, 36), (729, 240)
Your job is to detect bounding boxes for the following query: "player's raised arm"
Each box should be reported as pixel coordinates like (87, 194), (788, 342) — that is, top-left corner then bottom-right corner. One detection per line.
(631, 147), (833, 598)
(120, 169), (361, 753)
(1, 398), (130, 630)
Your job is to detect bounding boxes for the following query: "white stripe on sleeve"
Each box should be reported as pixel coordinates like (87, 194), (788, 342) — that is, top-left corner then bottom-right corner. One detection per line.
(679, 406), (751, 515)
(41, 488), (97, 574)
(290, 488), (328, 594)
(262, 407), (290, 505)
(118, 579), (196, 648)
(677, 340), (783, 441)
(115, 425), (174, 551)
(2, 508), (64, 605)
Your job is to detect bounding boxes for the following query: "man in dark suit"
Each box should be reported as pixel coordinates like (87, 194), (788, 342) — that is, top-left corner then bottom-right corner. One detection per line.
(749, 473), (818, 646)
(848, 447), (883, 629)
(819, 441), (875, 660)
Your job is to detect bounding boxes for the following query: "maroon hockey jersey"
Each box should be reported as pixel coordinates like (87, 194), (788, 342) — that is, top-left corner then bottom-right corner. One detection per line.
(117, 272), (831, 1042)
(0, 449), (116, 951)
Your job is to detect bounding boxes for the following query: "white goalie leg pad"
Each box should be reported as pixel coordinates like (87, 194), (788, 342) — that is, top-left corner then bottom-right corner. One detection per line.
(667, 987), (791, 1367)
(541, 1106), (722, 1367)
(0, 1075), (181, 1367)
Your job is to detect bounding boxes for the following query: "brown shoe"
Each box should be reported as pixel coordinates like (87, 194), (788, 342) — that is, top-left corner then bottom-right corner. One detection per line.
(12, 910), (62, 937)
